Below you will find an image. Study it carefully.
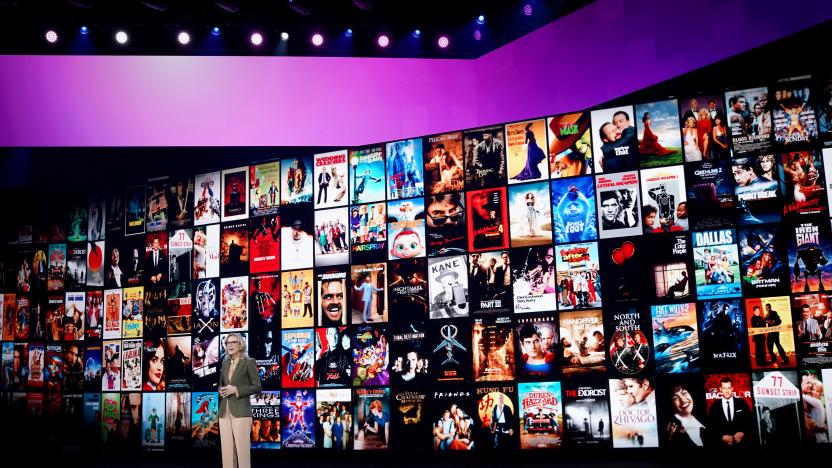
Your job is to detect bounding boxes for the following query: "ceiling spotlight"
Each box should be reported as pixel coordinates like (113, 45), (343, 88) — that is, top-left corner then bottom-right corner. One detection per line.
(523, 3), (533, 16)
(45, 30), (58, 43)
(345, 28), (353, 38)
(211, 27), (221, 36)
(412, 29), (421, 38)
(311, 33), (324, 46)
(437, 35), (449, 49)
(80, 26), (89, 35)
(476, 15), (485, 25)
(177, 31), (190, 45)
(280, 32), (289, 41)
(473, 29), (482, 41)
(377, 34), (389, 48)
(250, 32), (263, 46)
(115, 30), (128, 45)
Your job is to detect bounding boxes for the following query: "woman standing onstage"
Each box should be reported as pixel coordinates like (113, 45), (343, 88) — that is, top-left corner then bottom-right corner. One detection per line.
(219, 333), (262, 468)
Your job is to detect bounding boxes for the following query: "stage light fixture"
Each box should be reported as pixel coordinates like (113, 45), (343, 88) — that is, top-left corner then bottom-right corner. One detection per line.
(177, 31), (190, 45)
(476, 15), (485, 25)
(211, 27), (221, 36)
(288, 0), (311, 16)
(524, 3), (533, 16)
(115, 30), (128, 45)
(80, 26), (89, 35)
(412, 29), (421, 38)
(45, 30), (58, 43)
(311, 33), (324, 47)
(377, 34), (389, 48)
(250, 32), (263, 46)
(345, 28), (353, 38)
(214, 1), (239, 13)
(280, 32), (289, 41)
(473, 29), (482, 41)
(438, 35), (449, 49)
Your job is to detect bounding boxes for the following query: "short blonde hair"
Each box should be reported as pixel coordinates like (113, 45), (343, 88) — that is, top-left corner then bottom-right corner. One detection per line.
(224, 333), (248, 358)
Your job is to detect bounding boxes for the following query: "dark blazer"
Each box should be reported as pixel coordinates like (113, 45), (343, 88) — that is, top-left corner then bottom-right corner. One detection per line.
(218, 356), (262, 418)
(707, 396), (754, 446)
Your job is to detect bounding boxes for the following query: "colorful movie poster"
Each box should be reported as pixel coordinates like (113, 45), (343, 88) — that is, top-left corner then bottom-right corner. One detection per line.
(678, 94), (730, 161)
(608, 307), (652, 376)
(354, 387), (391, 450)
(125, 185), (147, 236)
(424, 132), (464, 195)
(220, 222), (249, 278)
(122, 338), (142, 391)
(102, 340), (121, 391)
(692, 229), (742, 299)
(165, 392), (192, 448)
(281, 328), (314, 388)
(698, 299), (748, 369)
(315, 268), (348, 327)
(466, 187), (509, 252)
(781, 149), (827, 217)
(508, 181), (552, 247)
(506, 118), (549, 183)
(44, 343), (63, 392)
(315, 207), (350, 266)
(555, 242), (601, 310)
(563, 378), (611, 447)
(250, 275), (279, 386)
(315, 327), (352, 387)
(48, 243), (66, 291)
(248, 215), (280, 274)
(425, 193), (466, 257)
(85, 240), (105, 287)
(191, 392), (219, 447)
(386, 198), (425, 261)
(738, 225), (788, 295)
(249, 161), (281, 217)
(313, 150), (349, 209)
(651, 303), (700, 373)
(167, 282), (192, 335)
(595, 171), (642, 239)
(386, 139), (424, 200)
(146, 177), (170, 233)
(280, 156), (313, 205)
(349, 202), (387, 264)
(221, 166), (249, 221)
(515, 314), (558, 380)
(655, 373), (706, 447)
(551, 176), (597, 244)
(315, 388), (350, 450)
(220, 276), (248, 332)
(281, 389), (315, 448)
(732, 154), (783, 225)
(351, 325), (388, 387)
(279, 203), (314, 270)
(430, 386), (474, 451)
(640, 165), (688, 233)
(64, 291), (85, 340)
(547, 112), (593, 178)
(791, 293), (832, 367)
(752, 370), (802, 447)
(703, 373), (757, 447)
(772, 77), (818, 147)
(608, 377), (659, 448)
(472, 315), (514, 382)
(463, 125), (507, 189)
(45, 295), (64, 342)
(468, 251), (512, 315)
(349, 145), (386, 204)
(788, 217), (832, 293)
(193, 278), (220, 336)
(194, 171), (221, 226)
(142, 392), (166, 450)
(646, 233), (694, 303)
(475, 385), (518, 450)
(635, 99), (683, 167)
(726, 86), (773, 154)
(103, 289), (121, 339)
(193, 224), (220, 279)
(101, 392), (120, 444)
(745, 296), (795, 370)
(799, 369), (832, 443)
(251, 391), (281, 449)
(518, 381), (563, 449)
(685, 159), (736, 229)
(281, 269), (314, 329)
(511, 246), (557, 313)
(428, 256), (468, 320)
(590, 106), (640, 173)
(85, 290), (102, 339)
(62, 342), (84, 392)
(559, 309), (605, 376)
(388, 258), (429, 325)
(350, 263), (387, 324)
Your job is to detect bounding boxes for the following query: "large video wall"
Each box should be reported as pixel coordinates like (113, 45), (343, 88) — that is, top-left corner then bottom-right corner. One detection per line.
(3, 75), (832, 452)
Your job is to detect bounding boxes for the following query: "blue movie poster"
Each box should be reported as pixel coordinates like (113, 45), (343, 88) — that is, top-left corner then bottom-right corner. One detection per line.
(386, 139), (424, 200)
(349, 145), (387, 205)
(142, 392), (166, 450)
(282, 389), (315, 448)
(191, 392), (219, 447)
(551, 176), (597, 244)
(692, 229), (742, 299)
(280, 155), (313, 205)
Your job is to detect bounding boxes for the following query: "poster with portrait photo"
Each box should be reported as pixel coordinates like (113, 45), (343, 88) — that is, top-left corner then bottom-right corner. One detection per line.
(220, 276), (248, 333)
(315, 267), (348, 327)
(125, 185), (147, 236)
(388, 258), (429, 328)
(551, 175), (597, 244)
(640, 165), (688, 233)
(466, 187), (509, 252)
(607, 307), (653, 377)
(313, 150), (349, 209)
(387, 198), (426, 261)
(555, 242), (601, 310)
(249, 214), (280, 274)
(508, 181), (552, 247)
(145, 176), (170, 233)
(428, 255), (469, 320)
(354, 387), (391, 450)
(221, 166), (249, 222)
(314, 207), (350, 266)
(608, 377), (659, 448)
(386, 139), (424, 200)
(595, 171), (641, 239)
(467, 251), (512, 315)
(87, 193), (106, 242)
(144, 231), (169, 286)
(655, 373), (706, 448)
(590, 106), (640, 174)
(703, 372), (757, 448)
(349, 203), (387, 264)
(733, 155), (783, 225)
(726, 86), (773, 155)
(635, 99), (683, 168)
(390, 324), (429, 387)
(424, 131), (464, 195)
(349, 263), (387, 324)
(511, 246), (558, 314)
(193, 224), (220, 279)
(314, 389), (350, 450)
(744, 296), (795, 371)
(515, 314), (558, 381)
(192, 278), (220, 335)
(737, 225), (788, 296)
(791, 293), (832, 367)
(349, 145), (386, 205)
(506, 118), (549, 184)
(547, 112), (593, 178)
(281, 155), (313, 205)
(279, 203), (314, 271)
(425, 193), (466, 257)
(772, 76), (818, 148)
(249, 161), (280, 217)
(463, 125), (507, 189)
(752, 370), (802, 447)
(474, 384), (518, 451)
(85, 290), (103, 340)
(315, 327), (352, 388)
(698, 299), (748, 371)
(193, 171), (221, 227)
(281, 269), (315, 330)
(781, 149), (828, 218)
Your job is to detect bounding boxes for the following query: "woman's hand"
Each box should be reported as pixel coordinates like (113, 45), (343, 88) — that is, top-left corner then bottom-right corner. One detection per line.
(220, 385), (238, 398)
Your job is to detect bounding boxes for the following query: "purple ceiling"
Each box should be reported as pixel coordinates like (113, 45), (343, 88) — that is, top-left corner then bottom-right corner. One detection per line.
(0, 0), (830, 147)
